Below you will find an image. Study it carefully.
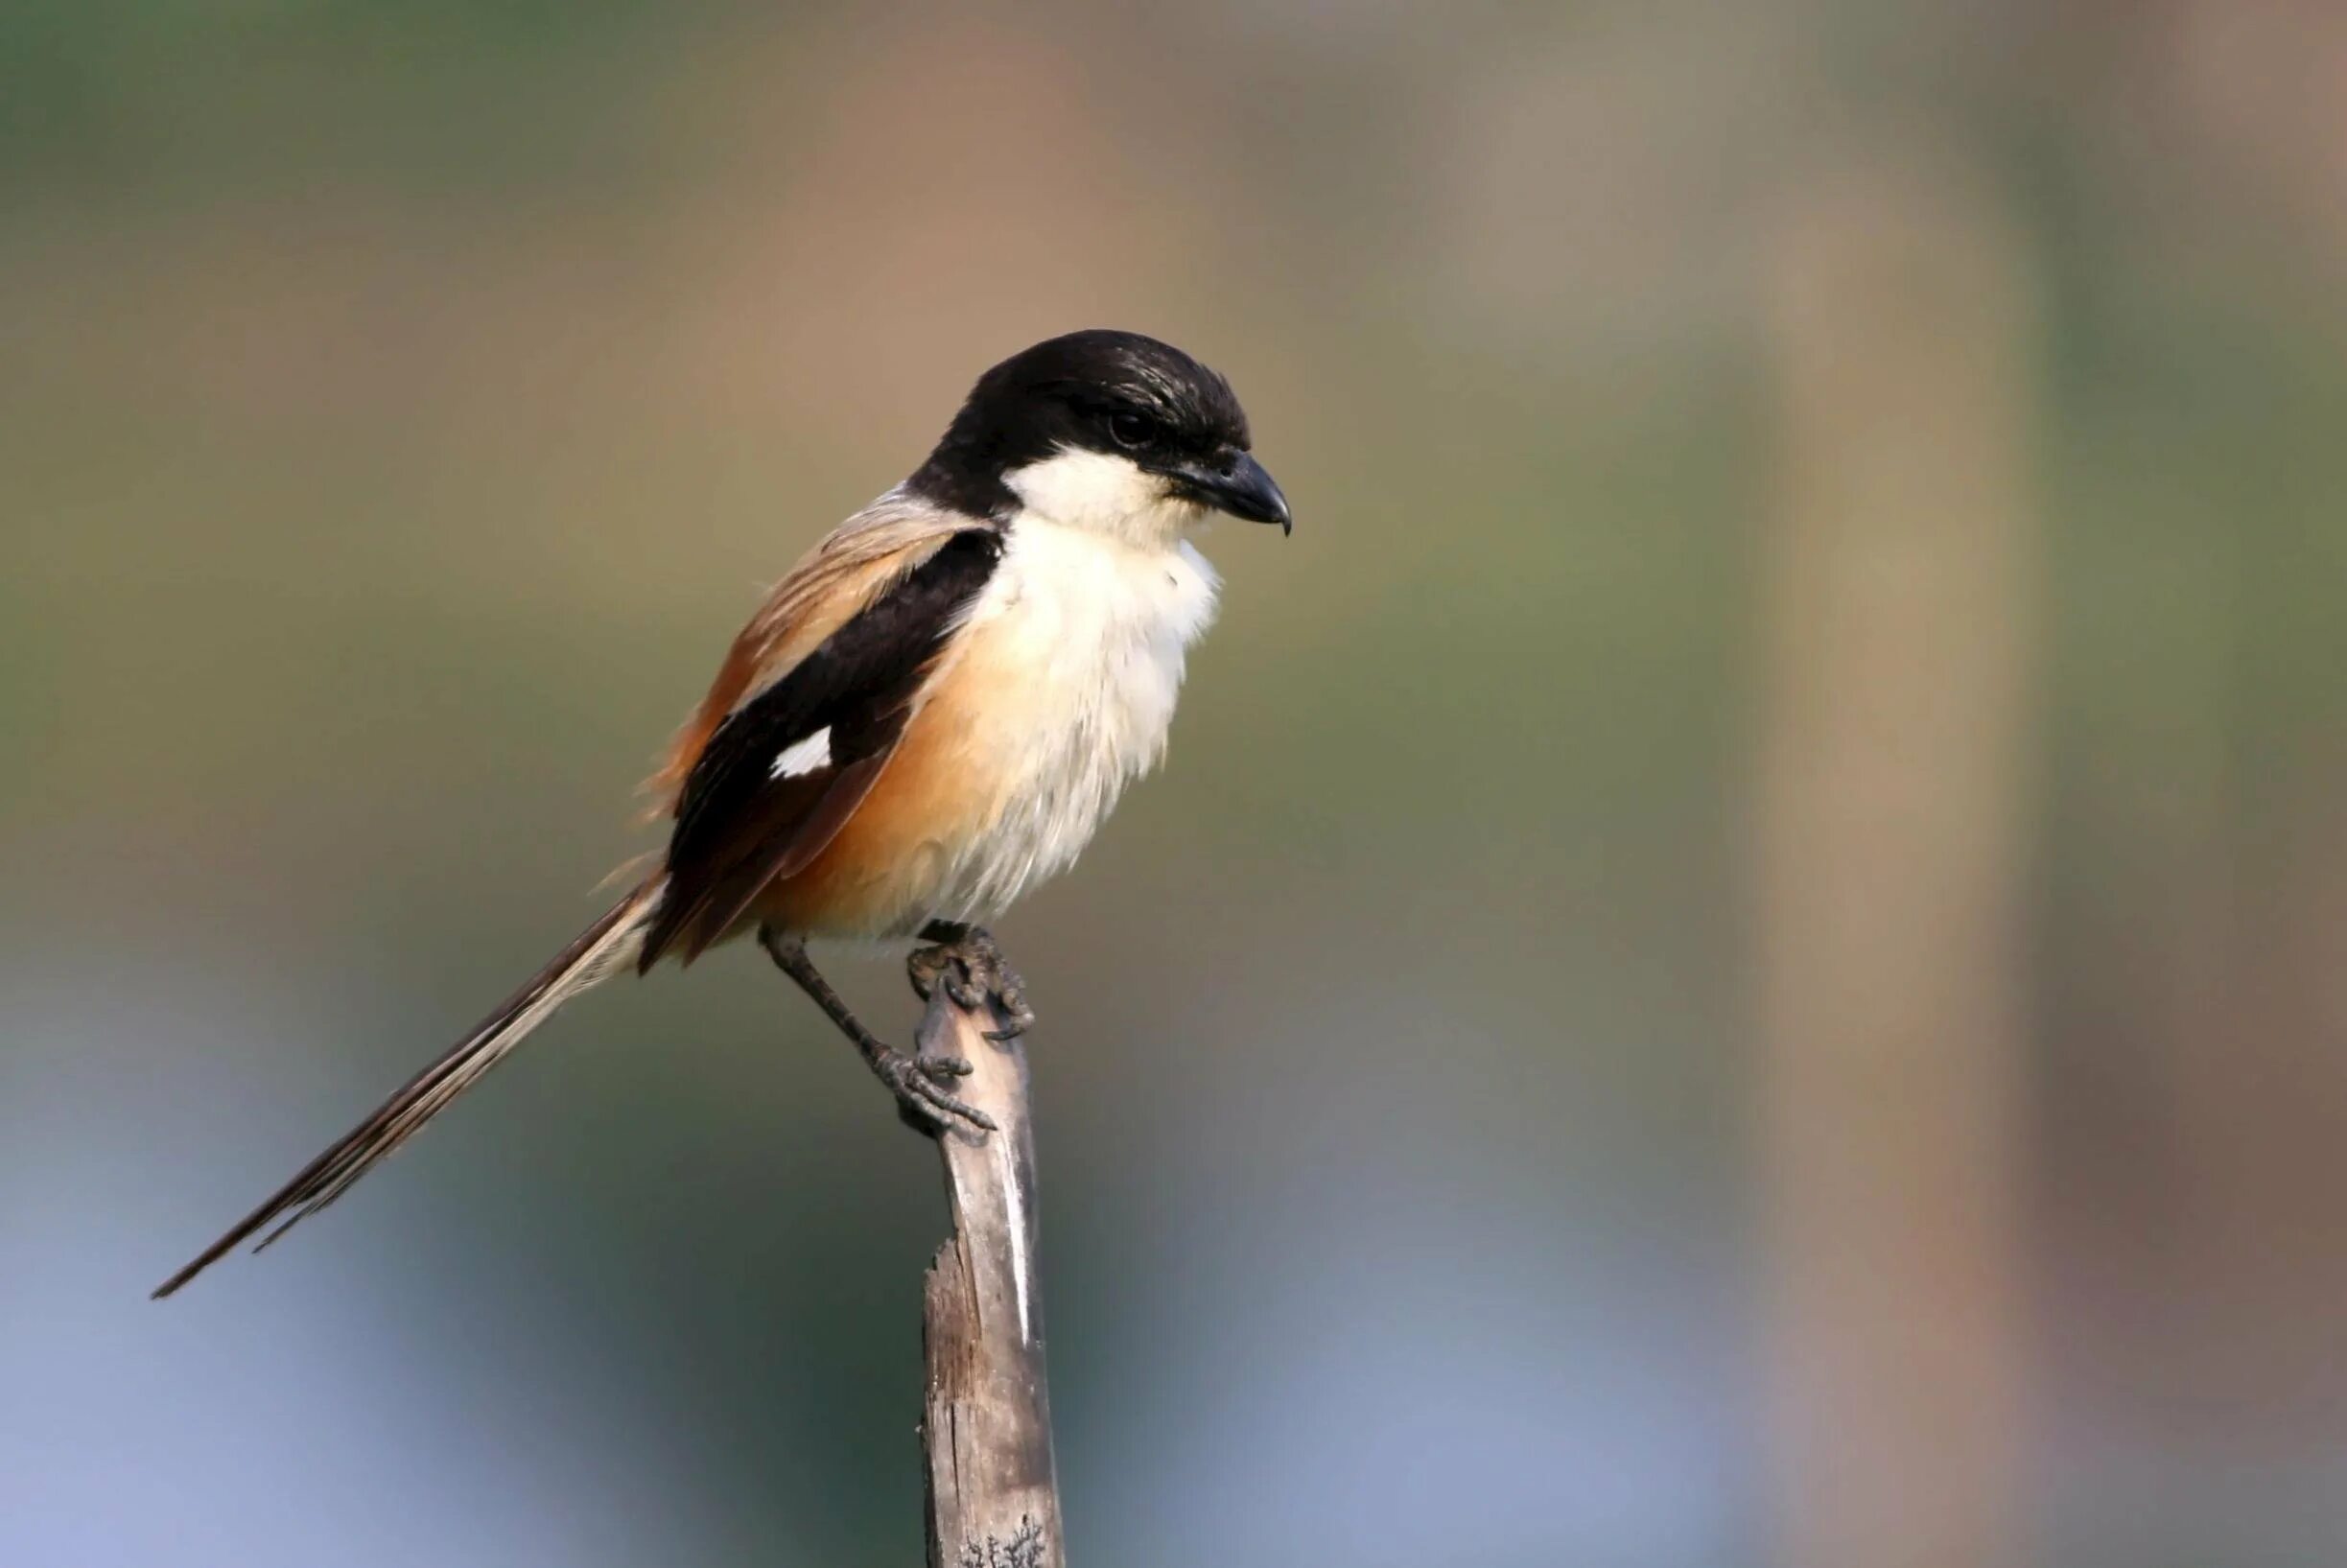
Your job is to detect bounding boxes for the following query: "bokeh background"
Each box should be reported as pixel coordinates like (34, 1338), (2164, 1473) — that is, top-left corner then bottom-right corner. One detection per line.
(7, 3), (2346, 1565)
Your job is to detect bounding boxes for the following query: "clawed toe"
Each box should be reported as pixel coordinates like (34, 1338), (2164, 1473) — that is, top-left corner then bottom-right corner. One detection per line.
(983, 975), (1035, 1041)
(764, 923), (997, 1141)
(907, 923), (1035, 1038)
(876, 1048), (996, 1134)
(906, 943), (951, 1003)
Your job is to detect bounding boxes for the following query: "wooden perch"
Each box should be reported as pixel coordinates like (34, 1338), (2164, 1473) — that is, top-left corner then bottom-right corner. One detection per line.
(911, 984), (1066, 1568)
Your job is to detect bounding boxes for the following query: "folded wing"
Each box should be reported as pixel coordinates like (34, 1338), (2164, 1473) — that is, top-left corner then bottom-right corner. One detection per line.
(639, 523), (1002, 966)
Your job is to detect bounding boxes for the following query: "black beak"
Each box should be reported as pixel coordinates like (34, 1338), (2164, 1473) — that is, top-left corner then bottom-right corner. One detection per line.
(1170, 450), (1292, 534)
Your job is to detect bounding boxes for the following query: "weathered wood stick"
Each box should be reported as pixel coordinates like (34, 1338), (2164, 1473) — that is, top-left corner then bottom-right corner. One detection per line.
(912, 985), (1066, 1568)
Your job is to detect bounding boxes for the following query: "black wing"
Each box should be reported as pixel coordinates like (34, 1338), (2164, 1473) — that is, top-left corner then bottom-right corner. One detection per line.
(638, 527), (1001, 967)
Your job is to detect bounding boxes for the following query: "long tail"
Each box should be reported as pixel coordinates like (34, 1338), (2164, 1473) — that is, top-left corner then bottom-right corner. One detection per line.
(152, 878), (665, 1299)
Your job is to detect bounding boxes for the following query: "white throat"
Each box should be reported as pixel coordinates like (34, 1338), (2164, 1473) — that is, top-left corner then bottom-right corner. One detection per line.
(999, 447), (1203, 550)
(915, 504), (1221, 926)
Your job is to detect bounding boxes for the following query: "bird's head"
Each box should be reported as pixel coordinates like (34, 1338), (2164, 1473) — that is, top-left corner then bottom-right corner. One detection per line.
(910, 329), (1290, 545)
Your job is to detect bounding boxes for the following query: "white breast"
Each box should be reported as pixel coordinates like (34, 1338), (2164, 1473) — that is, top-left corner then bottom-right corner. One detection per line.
(927, 517), (1219, 923)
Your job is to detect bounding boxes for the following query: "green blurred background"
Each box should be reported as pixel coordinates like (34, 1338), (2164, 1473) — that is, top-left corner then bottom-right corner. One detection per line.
(7, 3), (2345, 1565)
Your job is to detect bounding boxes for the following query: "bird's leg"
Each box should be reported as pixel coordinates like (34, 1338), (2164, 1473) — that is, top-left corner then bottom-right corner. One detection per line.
(907, 920), (1036, 1041)
(760, 925), (997, 1135)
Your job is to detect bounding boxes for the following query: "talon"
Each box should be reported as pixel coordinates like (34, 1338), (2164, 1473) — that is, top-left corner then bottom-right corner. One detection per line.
(906, 946), (951, 1002)
(875, 1049), (996, 1135)
(767, 927), (997, 1139)
(911, 924), (1036, 1037)
(993, 982), (1036, 1039)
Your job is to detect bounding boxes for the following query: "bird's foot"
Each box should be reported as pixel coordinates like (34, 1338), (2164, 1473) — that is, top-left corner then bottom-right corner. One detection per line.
(873, 1045), (997, 1135)
(908, 922), (1035, 1041)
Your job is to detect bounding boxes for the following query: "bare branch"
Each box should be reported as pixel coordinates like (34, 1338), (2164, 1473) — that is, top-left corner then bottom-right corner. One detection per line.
(913, 985), (1066, 1567)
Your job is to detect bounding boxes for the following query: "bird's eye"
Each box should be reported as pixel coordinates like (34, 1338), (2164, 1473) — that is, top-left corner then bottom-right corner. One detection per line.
(1107, 410), (1158, 450)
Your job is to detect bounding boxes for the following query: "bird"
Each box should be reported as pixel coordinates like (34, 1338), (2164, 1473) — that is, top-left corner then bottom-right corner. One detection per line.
(153, 328), (1289, 1299)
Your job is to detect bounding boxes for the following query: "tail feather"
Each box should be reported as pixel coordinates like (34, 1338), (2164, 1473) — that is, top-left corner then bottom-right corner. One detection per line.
(152, 880), (663, 1299)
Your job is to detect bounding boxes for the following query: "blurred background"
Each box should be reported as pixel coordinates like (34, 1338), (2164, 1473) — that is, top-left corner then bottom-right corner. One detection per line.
(6, 3), (2345, 1564)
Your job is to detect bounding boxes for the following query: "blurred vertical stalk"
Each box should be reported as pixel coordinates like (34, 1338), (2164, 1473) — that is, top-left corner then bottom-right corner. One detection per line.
(1753, 147), (2038, 1568)
(914, 988), (1067, 1568)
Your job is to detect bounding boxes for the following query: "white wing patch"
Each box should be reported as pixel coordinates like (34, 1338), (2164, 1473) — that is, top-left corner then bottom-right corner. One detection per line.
(770, 727), (833, 781)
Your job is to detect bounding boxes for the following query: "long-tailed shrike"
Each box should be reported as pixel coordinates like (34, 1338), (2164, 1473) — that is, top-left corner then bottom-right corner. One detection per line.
(154, 329), (1288, 1299)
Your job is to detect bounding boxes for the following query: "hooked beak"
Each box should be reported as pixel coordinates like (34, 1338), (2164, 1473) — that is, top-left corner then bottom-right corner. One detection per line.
(1168, 450), (1292, 534)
